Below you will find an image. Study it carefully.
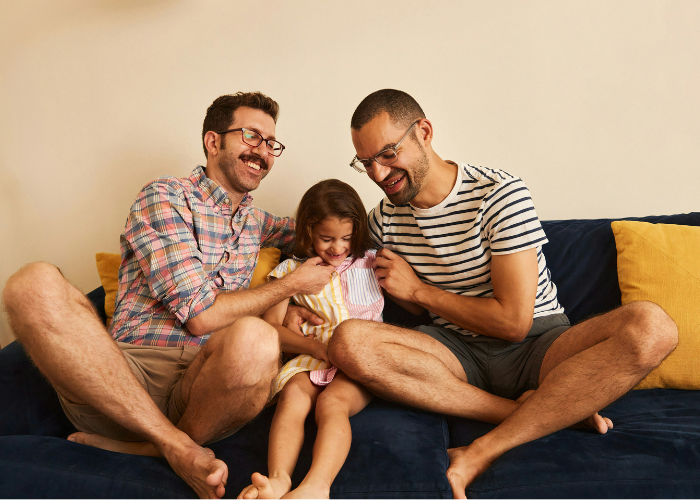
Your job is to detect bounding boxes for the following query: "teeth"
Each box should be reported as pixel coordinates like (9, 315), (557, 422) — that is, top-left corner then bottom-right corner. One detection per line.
(387, 177), (401, 188)
(245, 161), (261, 171)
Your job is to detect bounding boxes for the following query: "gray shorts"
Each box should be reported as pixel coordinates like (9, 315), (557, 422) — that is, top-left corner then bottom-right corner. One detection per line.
(416, 313), (570, 400)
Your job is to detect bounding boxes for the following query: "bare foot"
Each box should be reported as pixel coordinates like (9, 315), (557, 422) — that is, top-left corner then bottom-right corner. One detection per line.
(572, 413), (614, 434)
(281, 482), (330, 499)
(238, 472), (292, 499)
(446, 441), (496, 499)
(162, 439), (228, 499)
(68, 432), (159, 456)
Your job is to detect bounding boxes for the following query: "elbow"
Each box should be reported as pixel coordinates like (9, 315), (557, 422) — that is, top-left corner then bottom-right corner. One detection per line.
(500, 316), (533, 342)
(186, 314), (210, 337)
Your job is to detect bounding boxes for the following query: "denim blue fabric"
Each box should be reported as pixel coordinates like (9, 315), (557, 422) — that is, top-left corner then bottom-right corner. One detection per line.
(450, 389), (700, 498)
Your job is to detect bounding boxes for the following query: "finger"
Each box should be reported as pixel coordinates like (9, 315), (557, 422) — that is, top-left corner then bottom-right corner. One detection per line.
(298, 308), (324, 325)
(306, 256), (324, 265)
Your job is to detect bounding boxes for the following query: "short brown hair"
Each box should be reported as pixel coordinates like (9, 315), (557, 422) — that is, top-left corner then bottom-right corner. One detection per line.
(201, 92), (280, 158)
(293, 179), (373, 260)
(351, 89), (425, 131)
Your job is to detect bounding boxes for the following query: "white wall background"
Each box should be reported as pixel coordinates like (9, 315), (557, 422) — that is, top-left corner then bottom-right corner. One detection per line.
(1, 0), (698, 346)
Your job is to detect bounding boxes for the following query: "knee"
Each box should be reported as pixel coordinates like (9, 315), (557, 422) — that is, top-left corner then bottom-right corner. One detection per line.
(314, 389), (346, 424)
(3, 262), (63, 310)
(328, 319), (370, 377)
(622, 301), (678, 369)
(206, 316), (280, 381)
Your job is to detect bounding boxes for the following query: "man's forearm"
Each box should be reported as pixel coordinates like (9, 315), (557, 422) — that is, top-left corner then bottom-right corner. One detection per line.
(412, 285), (533, 341)
(186, 275), (302, 336)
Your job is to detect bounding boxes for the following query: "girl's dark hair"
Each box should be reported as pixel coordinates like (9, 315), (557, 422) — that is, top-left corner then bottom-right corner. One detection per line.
(293, 179), (373, 260)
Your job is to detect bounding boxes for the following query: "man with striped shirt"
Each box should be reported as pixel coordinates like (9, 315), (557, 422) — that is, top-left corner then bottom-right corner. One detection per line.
(329, 89), (678, 498)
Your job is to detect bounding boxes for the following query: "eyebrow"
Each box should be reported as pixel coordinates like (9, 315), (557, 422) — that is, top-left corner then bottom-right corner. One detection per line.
(317, 233), (353, 238)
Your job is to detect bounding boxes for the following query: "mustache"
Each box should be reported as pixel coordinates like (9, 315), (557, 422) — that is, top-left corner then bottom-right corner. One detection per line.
(239, 154), (269, 170)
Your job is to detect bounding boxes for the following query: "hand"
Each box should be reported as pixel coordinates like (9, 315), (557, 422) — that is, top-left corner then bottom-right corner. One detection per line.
(283, 304), (324, 336)
(373, 248), (424, 302)
(311, 341), (330, 364)
(287, 256), (335, 295)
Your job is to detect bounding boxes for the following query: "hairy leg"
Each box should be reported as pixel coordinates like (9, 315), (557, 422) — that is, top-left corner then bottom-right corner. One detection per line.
(2, 263), (227, 499)
(446, 301), (678, 498)
(329, 320), (518, 423)
(71, 316), (282, 457)
(177, 316), (281, 444)
(284, 373), (373, 499)
(238, 373), (323, 500)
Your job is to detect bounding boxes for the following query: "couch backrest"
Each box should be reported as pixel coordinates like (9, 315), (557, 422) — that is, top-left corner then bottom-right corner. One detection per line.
(541, 212), (700, 325)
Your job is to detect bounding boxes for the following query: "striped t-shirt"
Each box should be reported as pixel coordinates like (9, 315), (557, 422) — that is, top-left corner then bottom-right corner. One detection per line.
(368, 162), (563, 336)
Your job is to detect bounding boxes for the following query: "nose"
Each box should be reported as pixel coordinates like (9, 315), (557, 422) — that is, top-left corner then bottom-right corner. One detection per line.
(367, 161), (391, 182)
(251, 139), (269, 159)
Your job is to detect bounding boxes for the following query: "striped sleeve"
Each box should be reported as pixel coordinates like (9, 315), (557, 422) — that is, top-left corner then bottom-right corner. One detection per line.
(483, 178), (548, 255)
(367, 203), (384, 248)
(268, 258), (300, 281)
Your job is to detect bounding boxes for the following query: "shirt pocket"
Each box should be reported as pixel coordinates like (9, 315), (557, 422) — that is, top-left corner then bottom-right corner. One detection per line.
(345, 268), (383, 306)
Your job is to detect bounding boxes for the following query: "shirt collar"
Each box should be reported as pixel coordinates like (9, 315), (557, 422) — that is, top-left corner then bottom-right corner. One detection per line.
(190, 165), (253, 210)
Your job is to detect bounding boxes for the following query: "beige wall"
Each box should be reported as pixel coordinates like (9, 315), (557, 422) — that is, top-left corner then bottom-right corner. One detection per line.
(1, 0), (698, 346)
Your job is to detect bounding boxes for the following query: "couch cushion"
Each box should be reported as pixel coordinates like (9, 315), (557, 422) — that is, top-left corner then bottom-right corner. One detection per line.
(211, 400), (452, 499)
(541, 212), (700, 324)
(449, 389), (700, 498)
(613, 220), (700, 389)
(0, 341), (75, 437)
(0, 435), (195, 498)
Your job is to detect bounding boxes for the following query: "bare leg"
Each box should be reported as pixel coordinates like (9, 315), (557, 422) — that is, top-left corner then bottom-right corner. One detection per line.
(71, 315), (282, 456)
(239, 373), (323, 499)
(446, 301), (678, 498)
(2, 263), (227, 499)
(284, 372), (373, 499)
(329, 320), (518, 423)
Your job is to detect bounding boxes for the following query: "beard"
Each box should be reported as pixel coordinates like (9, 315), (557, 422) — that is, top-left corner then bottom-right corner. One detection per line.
(218, 151), (269, 194)
(384, 147), (429, 206)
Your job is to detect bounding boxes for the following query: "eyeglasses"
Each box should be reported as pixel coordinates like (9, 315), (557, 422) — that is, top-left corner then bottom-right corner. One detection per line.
(349, 120), (420, 173)
(216, 128), (286, 157)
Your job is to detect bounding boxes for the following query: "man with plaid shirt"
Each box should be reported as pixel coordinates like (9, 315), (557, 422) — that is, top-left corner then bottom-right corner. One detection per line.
(3, 92), (333, 499)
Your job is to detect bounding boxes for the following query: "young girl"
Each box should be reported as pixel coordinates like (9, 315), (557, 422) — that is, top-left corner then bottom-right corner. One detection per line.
(238, 179), (389, 499)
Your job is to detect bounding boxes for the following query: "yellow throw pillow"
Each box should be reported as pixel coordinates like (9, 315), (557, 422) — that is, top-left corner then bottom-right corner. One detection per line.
(611, 220), (700, 389)
(250, 248), (282, 288)
(95, 252), (121, 326)
(94, 248), (281, 324)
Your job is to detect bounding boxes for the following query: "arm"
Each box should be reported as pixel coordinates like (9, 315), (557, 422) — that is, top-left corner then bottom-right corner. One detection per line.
(263, 296), (329, 363)
(187, 257), (334, 336)
(373, 247), (538, 342)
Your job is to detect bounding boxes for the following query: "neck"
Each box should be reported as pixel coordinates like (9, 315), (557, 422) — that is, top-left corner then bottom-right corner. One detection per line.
(410, 151), (458, 209)
(204, 159), (246, 208)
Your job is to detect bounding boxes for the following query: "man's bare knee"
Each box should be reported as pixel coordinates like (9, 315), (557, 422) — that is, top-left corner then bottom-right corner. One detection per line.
(622, 301), (678, 370)
(329, 319), (372, 379)
(206, 316), (279, 386)
(3, 262), (63, 310)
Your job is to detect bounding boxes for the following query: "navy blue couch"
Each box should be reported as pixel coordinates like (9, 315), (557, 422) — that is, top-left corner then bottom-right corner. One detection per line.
(2, 213), (700, 498)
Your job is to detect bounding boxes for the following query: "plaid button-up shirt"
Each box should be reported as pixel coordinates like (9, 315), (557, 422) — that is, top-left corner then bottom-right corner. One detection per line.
(109, 166), (295, 347)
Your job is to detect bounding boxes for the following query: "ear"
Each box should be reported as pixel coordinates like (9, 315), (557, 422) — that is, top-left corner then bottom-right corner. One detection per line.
(203, 131), (220, 157)
(416, 118), (434, 149)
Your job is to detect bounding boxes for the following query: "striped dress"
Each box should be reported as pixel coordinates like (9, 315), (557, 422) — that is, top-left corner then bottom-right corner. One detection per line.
(368, 162), (564, 337)
(269, 249), (384, 395)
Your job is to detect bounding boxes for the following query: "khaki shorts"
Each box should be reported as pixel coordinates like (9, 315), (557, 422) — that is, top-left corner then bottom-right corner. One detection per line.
(58, 342), (199, 442)
(416, 313), (570, 400)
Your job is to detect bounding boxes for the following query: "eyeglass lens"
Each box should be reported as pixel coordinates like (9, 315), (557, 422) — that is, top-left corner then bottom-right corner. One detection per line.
(240, 129), (284, 157)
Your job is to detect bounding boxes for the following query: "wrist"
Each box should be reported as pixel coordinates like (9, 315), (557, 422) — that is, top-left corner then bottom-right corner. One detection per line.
(411, 282), (432, 306)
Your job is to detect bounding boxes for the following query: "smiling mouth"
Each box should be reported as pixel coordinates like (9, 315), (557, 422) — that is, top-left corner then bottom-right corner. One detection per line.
(241, 155), (268, 172)
(244, 161), (261, 171)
